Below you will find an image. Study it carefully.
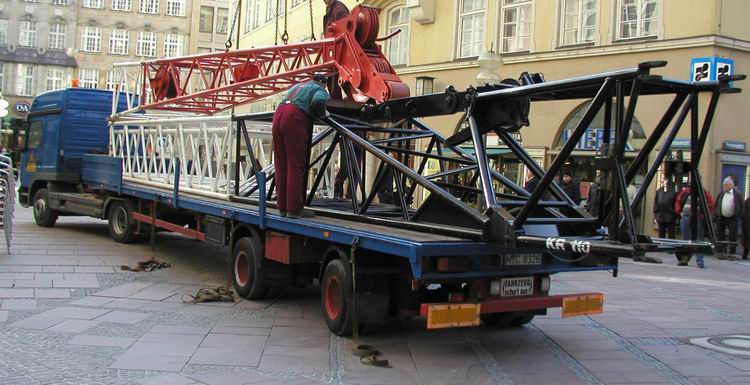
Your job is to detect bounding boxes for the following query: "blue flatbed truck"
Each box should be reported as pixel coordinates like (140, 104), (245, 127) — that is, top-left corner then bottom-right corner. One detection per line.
(19, 87), (609, 335)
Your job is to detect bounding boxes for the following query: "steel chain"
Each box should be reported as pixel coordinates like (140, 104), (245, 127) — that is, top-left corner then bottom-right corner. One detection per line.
(225, 0), (242, 49)
(281, 0), (289, 44)
(308, 0), (316, 41)
(274, 0), (280, 45)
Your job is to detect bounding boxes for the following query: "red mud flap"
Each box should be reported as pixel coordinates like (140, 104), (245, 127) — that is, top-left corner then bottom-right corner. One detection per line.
(420, 292), (604, 329)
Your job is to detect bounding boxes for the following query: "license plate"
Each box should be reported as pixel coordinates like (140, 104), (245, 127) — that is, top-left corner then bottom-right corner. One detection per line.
(505, 253), (543, 266)
(500, 276), (534, 297)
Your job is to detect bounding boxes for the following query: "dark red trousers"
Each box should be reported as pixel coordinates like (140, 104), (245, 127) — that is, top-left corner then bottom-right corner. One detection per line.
(272, 103), (311, 214)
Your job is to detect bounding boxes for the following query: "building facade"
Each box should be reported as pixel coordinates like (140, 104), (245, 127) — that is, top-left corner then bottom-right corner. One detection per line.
(0, 0), (78, 147)
(196, 0), (750, 235)
(74, 0), (194, 91)
(189, 0), (230, 54)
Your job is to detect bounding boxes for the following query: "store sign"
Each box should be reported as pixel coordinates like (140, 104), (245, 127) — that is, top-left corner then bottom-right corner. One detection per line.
(14, 102), (31, 114)
(690, 57), (734, 82)
(724, 140), (746, 152)
(561, 127), (633, 151)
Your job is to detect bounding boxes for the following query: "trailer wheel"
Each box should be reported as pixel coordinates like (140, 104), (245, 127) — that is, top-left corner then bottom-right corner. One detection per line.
(232, 237), (267, 299)
(510, 314), (535, 326)
(32, 188), (58, 227)
(321, 258), (354, 336)
(107, 201), (141, 243)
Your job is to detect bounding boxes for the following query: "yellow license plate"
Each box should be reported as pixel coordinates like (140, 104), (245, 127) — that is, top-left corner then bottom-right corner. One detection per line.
(562, 293), (604, 318)
(424, 303), (480, 329)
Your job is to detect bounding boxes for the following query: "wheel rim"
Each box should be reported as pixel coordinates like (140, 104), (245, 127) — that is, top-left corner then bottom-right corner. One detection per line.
(324, 275), (342, 320)
(112, 206), (128, 235)
(33, 197), (46, 218)
(234, 250), (250, 287)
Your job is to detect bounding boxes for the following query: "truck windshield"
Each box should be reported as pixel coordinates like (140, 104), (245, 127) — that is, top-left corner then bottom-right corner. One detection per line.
(25, 120), (43, 149)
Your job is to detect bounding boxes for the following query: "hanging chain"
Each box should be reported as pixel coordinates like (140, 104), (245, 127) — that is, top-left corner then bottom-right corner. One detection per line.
(274, 0), (280, 45)
(308, 0), (316, 41)
(225, 0), (242, 49)
(281, 0), (289, 44)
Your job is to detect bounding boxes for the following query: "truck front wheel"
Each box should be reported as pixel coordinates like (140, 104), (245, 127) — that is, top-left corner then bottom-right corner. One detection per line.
(107, 201), (142, 243)
(321, 258), (354, 336)
(32, 188), (58, 227)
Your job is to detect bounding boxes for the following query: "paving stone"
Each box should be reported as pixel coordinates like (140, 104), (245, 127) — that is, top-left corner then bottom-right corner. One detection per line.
(215, 318), (274, 328)
(200, 334), (268, 348)
(186, 370), (275, 385)
(1, 299), (38, 310)
(139, 333), (206, 345)
(139, 301), (189, 313)
(12, 279), (53, 288)
(125, 341), (201, 357)
(95, 310), (152, 324)
(176, 305), (230, 317)
(74, 266), (117, 273)
(0, 310), (7, 322)
(39, 306), (111, 320)
(35, 289), (71, 298)
(149, 325), (212, 335)
(42, 266), (75, 272)
(210, 326), (272, 336)
(69, 296), (113, 307)
(69, 335), (137, 348)
(188, 346), (264, 366)
(0, 288), (35, 298)
(93, 282), (155, 298)
(102, 298), (153, 309)
(9, 314), (66, 329)
(258, 350), (329, 372)
(136, 373), (199, 385)
(47, 319), (102, 333)
(0, 280), (13, 287)
(0, 273), (35, 280)
(110, 351), (189, 371)
(53, 279), (101, 288)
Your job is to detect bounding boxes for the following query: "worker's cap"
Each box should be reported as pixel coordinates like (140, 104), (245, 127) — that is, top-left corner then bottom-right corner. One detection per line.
(313, 74), (328, 84)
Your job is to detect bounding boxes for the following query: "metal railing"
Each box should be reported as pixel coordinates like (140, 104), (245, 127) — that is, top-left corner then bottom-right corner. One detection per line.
(0, 154), (15, 253)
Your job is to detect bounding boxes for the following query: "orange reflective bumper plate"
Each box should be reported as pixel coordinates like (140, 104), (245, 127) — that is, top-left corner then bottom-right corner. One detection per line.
(562, 293), (604, 318)
(423, 303), (481, 329)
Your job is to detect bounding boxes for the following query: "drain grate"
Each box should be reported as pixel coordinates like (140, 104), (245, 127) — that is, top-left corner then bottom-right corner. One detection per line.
(690, 335), (750, 357)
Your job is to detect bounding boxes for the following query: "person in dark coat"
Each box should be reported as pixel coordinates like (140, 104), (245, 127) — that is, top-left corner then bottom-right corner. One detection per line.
(654, 180), (677, 239)
(742, 194), (750, 259)
(560, 171), (581, 205)
(272, 75), (330, 218)
(715, 176), (744, 255)
(675, 184), (715, 268)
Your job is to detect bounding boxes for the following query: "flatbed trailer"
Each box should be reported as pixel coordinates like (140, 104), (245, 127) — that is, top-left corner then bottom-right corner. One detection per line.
(18, 58), (742, 335)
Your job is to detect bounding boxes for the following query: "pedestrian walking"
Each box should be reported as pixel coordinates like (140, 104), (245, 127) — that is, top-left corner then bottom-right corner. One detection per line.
(675, 184), (715, 268)
(715, 176), (743, 256)
(272, 75), (330, 219)
(561, 171), (581, 205)
(654, 180), (677, 239)
(587, 171), (604, 217)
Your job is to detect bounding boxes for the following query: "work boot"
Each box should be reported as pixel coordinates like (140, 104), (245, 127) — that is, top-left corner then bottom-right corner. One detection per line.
(288, 209), (316, 219)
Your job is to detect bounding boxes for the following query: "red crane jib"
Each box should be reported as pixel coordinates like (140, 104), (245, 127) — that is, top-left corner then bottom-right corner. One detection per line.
(140, 5), (410, 115)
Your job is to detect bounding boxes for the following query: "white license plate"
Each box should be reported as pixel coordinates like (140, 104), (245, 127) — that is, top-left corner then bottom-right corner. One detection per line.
(500, 277), (534, 297)
(505, 254), (543, 266)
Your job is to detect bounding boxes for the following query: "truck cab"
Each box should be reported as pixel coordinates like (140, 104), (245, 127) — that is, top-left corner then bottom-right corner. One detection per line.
(19, 88), (131, 224)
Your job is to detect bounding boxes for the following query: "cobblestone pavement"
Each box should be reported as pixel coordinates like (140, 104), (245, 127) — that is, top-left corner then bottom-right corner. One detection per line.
(2, 206), (750, 385)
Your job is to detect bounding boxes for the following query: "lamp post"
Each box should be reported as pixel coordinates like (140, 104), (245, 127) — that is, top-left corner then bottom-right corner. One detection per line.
(475, 49), (503, 85)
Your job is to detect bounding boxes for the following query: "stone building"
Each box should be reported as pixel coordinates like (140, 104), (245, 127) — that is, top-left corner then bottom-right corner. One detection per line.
(189, 0), (230, 54)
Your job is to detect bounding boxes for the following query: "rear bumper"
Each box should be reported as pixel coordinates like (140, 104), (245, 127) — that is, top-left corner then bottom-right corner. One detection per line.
(419, 292), (603, 329)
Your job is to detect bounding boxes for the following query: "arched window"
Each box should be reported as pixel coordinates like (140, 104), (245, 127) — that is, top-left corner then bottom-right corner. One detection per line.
(387, 6), (410, 66)
(554, 101), (646, 151)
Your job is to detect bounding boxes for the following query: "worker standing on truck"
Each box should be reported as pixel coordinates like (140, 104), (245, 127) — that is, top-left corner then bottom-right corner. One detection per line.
(272, 74), (330, 219)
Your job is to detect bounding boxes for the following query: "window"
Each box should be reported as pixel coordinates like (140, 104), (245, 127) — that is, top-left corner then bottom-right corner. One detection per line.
(79, 68), (99, 88)
(112, 0), (131, 11)
(0, 63), (4, 91)
(387, 7), (409, 66)
(458, 0), (485, 58)
(19, 21), (37, 48)
(217, 8), (229, 34)
(46, 68), (65, 91)
(52, 0), (68, 5)
(166, 0), (185, 16)
(27, 121), (43, 149)
(83, 0), (103, 8)
(0, 20), (7, 46)
(560, 0), (597, 46)
(17, 64), (35, 96)
(501, 0), (532, 52)
(163, 34), (183, 57)
(49, 24), (66, 50)
(291, 0), (300, 6)
(265, 0), (277, 22)
(244, 0), (259, 32)
(200, 6), (214, 33)
(106, 70), (125, 90)
(81, 26), (102, 52)
(618, 0), (659, 39)
(139, 0), (159, 14)
(136, 31), (156, 56)
(109, 29), (129, 55)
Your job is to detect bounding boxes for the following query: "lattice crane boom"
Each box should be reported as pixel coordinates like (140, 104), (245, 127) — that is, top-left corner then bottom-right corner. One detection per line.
(138, 5), (409, 115)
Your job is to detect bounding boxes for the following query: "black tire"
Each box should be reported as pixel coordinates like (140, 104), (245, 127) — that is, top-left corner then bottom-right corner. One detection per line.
(510, 314), (535, 327)
(107, 201), (142, 243)
(480, 312), (516, 327)
(232, 237), (268, 300)
(321, 258), (354, 336)
(32, 188), (58, 227)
